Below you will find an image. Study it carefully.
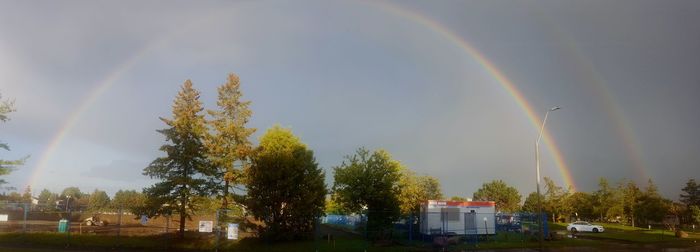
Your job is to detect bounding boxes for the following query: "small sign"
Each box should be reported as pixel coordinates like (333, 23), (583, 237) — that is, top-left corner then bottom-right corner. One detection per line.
(0, 214), (8, 222)
(198, 221), (213, 232)
(227, 223), (239, 240)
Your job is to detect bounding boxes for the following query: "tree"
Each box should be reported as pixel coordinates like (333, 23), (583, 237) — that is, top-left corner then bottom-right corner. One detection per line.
(88, 189), (111, 212)
(37, 189), (53, 205)
(472, 180), (521, 213)
(567, 192), (595, 220)
(0, 93), (26, 185)
(21, 186), (32, 203)
(542, 177), (572, 222)
(634, 179), (669, 225)
(61, 187), (84, 199)
(332, 148), (402, 240)
(204, 73), (256, 209)
(143, 80), (216, 239)
(397, 169), (443, 217)
(618, 180), (641, 227)
(680, 179), (700, 207)
(325, 195), (346, 215)
(62, 186), (85, 209)
(522, 192), (543, 213)
(246, 126), (327, 241)
(450, 196), (468, 201)
(690, 205), (700, 225)
(593, 177), (614, 221)
(111, 190), (147, 214)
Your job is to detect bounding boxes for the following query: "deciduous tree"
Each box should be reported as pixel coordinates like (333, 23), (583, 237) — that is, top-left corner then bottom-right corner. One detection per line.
(332, 148), (402, 240)
(111, 190), (147, 214)
(397, 169), (443, 217)
(472, 180), (521, 213)
(246, 126), (326, 241)
(87, 189), (111, 212)
(0, 93), (26, 185)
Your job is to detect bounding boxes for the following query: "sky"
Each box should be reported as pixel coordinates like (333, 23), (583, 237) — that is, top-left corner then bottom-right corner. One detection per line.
(1, 0), (699, 199)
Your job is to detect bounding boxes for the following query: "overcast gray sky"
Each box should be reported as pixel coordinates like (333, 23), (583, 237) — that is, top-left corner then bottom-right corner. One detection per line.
(1, 0), (698, 199)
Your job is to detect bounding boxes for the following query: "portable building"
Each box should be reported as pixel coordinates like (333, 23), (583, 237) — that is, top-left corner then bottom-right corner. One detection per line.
(419, 200), (496, 235)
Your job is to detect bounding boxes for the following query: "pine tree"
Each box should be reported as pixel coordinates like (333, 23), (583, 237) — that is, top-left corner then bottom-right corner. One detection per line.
(680, 179), (700, 207)
(143, 80), (216, 239)
(205, 73), (256, 209)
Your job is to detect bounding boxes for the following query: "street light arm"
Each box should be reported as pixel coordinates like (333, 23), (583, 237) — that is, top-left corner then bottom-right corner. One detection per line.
(536, 110), (550, 146)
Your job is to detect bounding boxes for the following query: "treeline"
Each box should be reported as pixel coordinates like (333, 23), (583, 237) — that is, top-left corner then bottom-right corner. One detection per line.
(0, 186), (147, 214)
(522, 177), (700, 228)
(466, 177), (700, 228)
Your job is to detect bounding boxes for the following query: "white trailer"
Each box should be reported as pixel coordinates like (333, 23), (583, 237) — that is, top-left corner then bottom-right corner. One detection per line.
(419, 200), (496, 235)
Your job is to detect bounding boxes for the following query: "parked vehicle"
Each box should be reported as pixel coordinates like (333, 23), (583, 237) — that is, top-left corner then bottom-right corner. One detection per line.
(567, 221), (604, 233)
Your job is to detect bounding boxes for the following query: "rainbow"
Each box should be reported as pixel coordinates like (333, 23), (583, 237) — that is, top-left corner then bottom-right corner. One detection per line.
(26, 2), (577, 191)
(543, 21), (649, 181)
(372, 2), (577, 190)
(25, 9), (235, 189)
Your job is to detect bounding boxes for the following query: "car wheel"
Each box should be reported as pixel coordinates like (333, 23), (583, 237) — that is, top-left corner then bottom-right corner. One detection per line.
(593, 228), (599, 233)
(570, 227), (577, 232)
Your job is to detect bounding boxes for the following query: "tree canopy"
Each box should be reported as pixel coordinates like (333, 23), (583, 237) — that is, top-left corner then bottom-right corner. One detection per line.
(0, 93), (25, 185)
(472, 180), (521, 213)
(245, 126), (326, 241)
(332, 148), (402, 239)
(397, 169), (443, 216)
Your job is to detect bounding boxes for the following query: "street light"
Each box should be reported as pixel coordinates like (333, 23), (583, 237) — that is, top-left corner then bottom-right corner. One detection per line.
(535, 106), (560, 251)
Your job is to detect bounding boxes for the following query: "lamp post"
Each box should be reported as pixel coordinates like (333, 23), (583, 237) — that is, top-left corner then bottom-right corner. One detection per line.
(536, 106), (560, 251)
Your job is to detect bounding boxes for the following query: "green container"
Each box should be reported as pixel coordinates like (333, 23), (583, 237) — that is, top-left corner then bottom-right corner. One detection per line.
(58, 219), (68, 233)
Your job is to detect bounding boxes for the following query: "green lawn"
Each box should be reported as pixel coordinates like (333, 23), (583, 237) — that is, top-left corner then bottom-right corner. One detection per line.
(550, 222), (700, 248)
(1, 223), (698, 251)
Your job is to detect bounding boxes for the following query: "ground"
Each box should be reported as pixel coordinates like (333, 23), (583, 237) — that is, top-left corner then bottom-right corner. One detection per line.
(0, 222), (698, 251)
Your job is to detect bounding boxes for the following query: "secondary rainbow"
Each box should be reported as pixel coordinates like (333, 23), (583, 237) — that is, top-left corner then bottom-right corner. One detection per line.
(373, 1), (577, 190)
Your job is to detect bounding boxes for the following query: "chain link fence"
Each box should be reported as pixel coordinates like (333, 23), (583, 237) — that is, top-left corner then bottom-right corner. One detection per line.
(1, 202), (561, 251)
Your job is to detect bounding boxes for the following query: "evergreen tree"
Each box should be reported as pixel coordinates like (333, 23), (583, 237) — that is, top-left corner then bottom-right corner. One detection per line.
(143, 80), (216, 239)
(205, 73), (255, 209)
(246, 126), (327, 240)
(680, 179), (700, 207)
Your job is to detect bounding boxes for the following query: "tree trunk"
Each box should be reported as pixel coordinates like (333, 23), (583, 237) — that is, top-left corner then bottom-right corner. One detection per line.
(222, 180), (229, 209)
(177, 208), (185, 239)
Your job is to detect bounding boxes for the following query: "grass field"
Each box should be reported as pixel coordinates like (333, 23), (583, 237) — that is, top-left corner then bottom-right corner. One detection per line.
(0, 223), (698, 251)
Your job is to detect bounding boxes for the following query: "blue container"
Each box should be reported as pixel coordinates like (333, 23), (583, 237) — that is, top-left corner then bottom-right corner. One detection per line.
(58, 219), (68, 233)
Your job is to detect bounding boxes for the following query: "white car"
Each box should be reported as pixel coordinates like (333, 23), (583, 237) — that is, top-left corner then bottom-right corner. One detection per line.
(567, 221), (604, 233)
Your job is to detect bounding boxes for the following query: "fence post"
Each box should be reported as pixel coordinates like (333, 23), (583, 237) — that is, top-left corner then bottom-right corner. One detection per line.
(23, 203), (29, 233)
(215, 209), (220, 252)
(117, 206), (122, 249)
(314, 217), (319, 252)
(408, 213), (413, 243)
